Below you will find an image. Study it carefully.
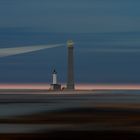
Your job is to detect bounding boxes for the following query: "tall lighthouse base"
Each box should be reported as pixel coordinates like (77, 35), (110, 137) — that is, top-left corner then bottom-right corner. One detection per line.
(67, 84), (75, 91)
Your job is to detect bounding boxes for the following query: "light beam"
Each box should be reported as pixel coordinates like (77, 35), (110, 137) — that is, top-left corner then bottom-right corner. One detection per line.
(0, 44), (64, 57)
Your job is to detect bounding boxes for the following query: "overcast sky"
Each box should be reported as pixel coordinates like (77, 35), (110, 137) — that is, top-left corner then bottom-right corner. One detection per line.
(0, 0), (140, 33)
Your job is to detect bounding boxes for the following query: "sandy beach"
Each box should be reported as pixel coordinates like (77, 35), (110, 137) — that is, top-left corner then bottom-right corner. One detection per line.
(1, 90), (140, 139)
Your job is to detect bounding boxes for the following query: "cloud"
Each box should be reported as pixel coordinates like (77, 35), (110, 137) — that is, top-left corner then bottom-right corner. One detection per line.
(81, 48), (140, 53)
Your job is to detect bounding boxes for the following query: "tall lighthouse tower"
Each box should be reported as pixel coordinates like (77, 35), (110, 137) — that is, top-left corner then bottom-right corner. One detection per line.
(67, 40), (75, 90)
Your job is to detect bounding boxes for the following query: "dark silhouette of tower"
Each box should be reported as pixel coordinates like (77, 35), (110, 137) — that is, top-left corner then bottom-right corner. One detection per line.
(67, 40), (75, 90)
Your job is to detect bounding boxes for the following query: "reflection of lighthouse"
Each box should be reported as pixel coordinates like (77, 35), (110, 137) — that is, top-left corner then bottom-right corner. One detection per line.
(50, 69), (61, 90)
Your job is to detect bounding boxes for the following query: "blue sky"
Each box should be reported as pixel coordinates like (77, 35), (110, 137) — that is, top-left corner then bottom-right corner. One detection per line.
(0, 0), (140, 84)
(0, 0), (140, 33)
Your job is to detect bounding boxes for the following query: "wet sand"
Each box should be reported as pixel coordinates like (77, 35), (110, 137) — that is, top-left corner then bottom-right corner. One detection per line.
(1, 90), (140, 139)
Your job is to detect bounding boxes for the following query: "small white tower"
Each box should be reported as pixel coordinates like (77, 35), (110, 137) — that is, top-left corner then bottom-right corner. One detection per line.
(52, 69), (57, 85)
(50, 69), (61, 91)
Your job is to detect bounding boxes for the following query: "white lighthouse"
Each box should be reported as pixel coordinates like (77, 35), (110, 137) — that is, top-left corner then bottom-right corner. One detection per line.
(52, 69), (57, 85)
(50, 69), (61, 91)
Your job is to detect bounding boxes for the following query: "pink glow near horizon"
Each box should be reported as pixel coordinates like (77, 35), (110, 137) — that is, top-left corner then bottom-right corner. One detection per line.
(0, 84), (140, 90)
(0, 84), (50, 90)
(76, 84), (140, 90)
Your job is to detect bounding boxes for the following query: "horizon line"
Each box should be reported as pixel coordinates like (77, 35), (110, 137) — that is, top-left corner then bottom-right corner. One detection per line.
(0, 83), (140, 90)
